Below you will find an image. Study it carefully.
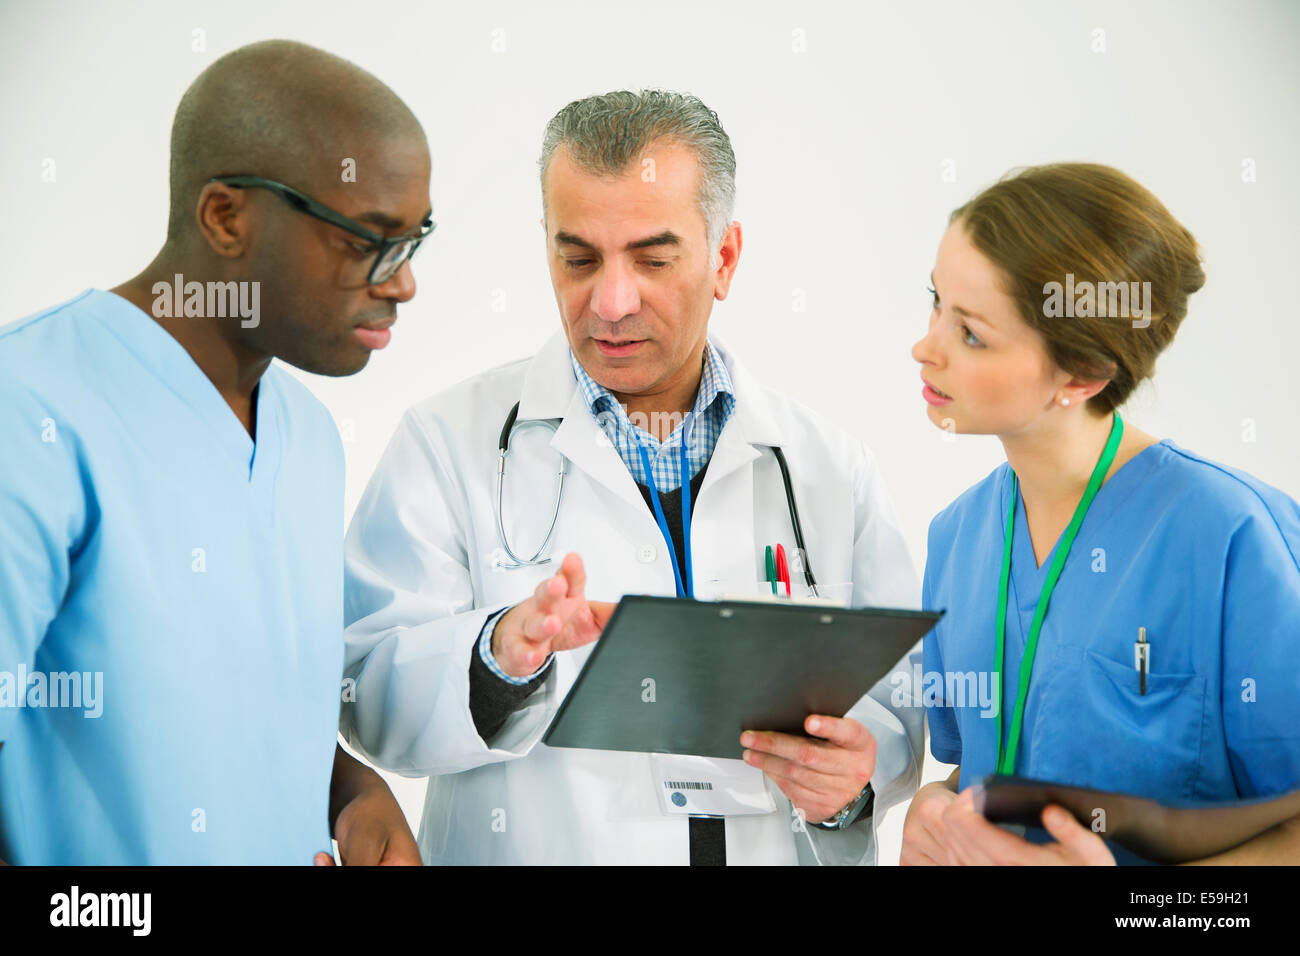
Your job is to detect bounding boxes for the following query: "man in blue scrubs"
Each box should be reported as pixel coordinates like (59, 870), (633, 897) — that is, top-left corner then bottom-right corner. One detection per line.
(0, 40), (431, 864)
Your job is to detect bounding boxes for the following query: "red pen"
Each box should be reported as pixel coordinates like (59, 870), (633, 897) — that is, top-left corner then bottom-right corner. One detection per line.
(775, 543), (791, 596)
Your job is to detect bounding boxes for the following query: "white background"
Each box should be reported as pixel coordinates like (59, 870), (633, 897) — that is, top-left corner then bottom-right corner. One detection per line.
(3, 0), (1297, 864)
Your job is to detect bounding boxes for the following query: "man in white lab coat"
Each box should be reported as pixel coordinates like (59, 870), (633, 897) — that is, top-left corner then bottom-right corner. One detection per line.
(341, 90), (923, 864)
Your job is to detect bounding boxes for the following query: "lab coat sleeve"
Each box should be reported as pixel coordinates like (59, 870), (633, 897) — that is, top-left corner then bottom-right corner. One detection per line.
(799, 441), (924, 865)
(340, 409), (560, 776)
(0, 381), (86, 743)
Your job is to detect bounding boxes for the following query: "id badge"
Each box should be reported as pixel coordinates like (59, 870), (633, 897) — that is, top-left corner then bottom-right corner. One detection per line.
(650, 753), (777, 817)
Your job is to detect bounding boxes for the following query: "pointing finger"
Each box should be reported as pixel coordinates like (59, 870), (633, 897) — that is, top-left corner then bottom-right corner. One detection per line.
(533, 574), (566, 613)
(560, 552), (586, 598)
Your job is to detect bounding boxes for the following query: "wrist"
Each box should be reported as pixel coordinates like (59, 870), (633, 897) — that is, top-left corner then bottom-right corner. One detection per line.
(925, 778), (959, 799)
(492, 605), (527, 677)
(490, 604), (514, 660)
(329, 747), (386, 831)
(486, 605), (548, 681)
(910, 781), (959, 820)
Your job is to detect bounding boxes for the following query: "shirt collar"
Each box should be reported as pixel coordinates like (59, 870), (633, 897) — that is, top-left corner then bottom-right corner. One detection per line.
(569, 342), (736, 427)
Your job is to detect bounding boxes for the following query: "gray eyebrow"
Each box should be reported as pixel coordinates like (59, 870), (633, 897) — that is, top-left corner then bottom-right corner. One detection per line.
(556, 230), (682, 252)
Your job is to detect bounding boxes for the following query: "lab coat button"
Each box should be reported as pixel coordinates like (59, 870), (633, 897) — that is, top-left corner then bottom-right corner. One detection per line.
(637, 544), (657, 563)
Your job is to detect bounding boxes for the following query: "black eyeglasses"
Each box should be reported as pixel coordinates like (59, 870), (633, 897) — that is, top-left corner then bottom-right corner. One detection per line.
(209, 175), (435, 285)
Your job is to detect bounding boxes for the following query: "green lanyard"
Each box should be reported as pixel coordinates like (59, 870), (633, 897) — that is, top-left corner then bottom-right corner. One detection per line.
(994, 412), (1124, 775)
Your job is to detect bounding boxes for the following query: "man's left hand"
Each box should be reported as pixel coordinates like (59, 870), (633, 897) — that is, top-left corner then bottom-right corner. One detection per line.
(316, 745), (422, 866)
(314, 786), (422, 866)
(741, 715), (876, 825)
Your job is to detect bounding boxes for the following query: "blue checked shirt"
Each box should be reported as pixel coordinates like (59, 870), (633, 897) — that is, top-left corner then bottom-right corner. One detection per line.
(479, 342), (737, 684)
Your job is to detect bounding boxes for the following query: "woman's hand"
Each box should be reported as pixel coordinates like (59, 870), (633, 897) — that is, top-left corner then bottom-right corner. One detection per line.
(900, 779), (960, 865)
(940, 786), (1116, 865)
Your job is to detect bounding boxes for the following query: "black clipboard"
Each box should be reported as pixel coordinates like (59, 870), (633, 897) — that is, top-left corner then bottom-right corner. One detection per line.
(975, 774), (1300, 864)
(542, 595), (942, 760)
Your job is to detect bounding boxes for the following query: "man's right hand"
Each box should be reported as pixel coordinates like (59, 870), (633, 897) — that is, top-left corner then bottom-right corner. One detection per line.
(492, 552), (614, 679)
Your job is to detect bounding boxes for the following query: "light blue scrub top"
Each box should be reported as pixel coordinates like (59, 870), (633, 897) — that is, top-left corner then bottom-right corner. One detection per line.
(0, 290), (345, 864)
(923, 439), (1300, 804)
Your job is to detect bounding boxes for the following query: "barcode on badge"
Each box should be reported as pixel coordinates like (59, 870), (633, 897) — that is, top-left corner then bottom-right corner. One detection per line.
(664, 780), (713, 790)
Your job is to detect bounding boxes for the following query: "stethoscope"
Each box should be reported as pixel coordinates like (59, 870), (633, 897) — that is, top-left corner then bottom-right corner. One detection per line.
(494, 400), (820, 596)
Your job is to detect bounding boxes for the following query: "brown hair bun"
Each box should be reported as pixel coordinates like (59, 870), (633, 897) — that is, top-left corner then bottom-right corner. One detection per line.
(952, 163), (1206, 413)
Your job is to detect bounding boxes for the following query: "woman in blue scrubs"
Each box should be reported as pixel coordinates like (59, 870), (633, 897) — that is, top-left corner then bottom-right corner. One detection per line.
(901, 163), (1300, 865)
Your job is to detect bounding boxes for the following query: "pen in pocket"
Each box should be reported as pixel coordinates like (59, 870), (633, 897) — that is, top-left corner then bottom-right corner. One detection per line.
(1134, 626), (1149, 695)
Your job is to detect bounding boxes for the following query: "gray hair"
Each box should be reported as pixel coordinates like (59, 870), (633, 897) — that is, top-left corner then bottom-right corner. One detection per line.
(538, 90), (736, 268)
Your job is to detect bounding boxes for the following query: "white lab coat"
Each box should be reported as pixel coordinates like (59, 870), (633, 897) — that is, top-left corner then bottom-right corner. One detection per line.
(341, 329), (924, 865)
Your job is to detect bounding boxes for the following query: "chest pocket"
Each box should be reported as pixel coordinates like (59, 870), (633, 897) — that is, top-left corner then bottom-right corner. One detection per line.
(1027, 646), (1207, 802)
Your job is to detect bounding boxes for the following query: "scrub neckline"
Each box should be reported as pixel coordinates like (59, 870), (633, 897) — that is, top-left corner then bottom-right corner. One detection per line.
(1007, 437), (1171, 588)
(83, 287), (281, 485)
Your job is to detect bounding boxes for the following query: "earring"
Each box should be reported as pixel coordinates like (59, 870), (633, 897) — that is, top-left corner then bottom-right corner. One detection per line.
(1060, 398), (1071, 406)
